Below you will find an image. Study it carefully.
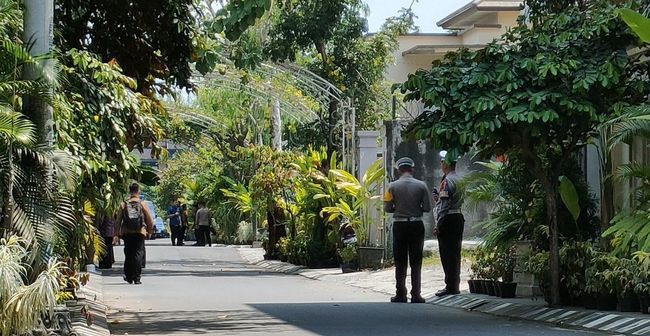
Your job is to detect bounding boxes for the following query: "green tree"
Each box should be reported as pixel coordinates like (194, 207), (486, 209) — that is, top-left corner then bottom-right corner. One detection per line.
(401, 0), (649, 306)
(209, 1), (416, 152)
(55, 0), (200, 95)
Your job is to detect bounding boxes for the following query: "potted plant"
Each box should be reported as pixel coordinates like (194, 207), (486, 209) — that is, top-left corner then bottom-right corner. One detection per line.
(560, 241), (593, 306)
(524, 250), (550, 303)
(585, 254), (619, 311)
(613, 258), (639, 312)
(496, 246), (517, 298)
(338, 244), (359, 273)
(634, 252), (650, 314)
(469, 247), (488, 294)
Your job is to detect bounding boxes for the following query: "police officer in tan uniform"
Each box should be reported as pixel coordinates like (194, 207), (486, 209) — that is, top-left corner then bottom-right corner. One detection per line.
(384, 157), (432, 303)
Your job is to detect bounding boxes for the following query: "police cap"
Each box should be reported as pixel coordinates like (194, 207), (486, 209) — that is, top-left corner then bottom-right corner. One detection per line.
(396, 157), (415, 168)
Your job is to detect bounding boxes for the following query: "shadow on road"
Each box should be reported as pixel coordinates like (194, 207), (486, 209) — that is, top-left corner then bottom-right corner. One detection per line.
(108, 309), (289, 334)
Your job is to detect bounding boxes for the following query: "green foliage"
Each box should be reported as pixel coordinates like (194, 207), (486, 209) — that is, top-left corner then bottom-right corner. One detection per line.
(585, 253), (620, 294)
(618, 8), (650, 43)
(338, 244), (357, 264)
(559, 176), (580, 223)
(55, 0), (200, 94)
(321, 158), (384, 246)
(0, 236), (67, 336)
(55, 49), (164, 213)
(210, 0), (272, 41)
(559, 241), (595, 299)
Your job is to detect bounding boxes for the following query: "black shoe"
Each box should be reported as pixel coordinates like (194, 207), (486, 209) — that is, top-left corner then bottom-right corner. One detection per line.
(435, 288), (460, 297)
(133, 280), (142, 285)
(391, 295), (408, 303)
(123, 276), (133, 284)
(411, 295), (426, 303)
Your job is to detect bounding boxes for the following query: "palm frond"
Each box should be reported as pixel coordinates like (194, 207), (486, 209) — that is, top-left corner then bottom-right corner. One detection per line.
(0, 111), (36, 146)
(608, 105), (650, 150)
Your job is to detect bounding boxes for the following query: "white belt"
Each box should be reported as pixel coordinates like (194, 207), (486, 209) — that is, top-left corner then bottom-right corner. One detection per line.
(394, 216), (423, 222)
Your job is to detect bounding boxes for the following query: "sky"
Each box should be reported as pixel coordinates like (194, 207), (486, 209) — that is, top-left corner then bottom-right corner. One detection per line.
(364, 0), (471, 33)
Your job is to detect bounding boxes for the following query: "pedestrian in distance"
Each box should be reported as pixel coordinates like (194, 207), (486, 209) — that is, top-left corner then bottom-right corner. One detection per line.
(97, 214), (116, 269)
(167, 199), (183, 246)
(384, 157), (432, 304)
(113, 183), (154, 285)
(433, 152), (465, 297)
(195, 202), (212, 247)
(180, 204), (189, 246)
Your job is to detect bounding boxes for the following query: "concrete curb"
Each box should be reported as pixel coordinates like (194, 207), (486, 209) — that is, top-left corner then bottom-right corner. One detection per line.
(238, 248), (650, 336)
(430, 295), (650, 335)
(67, 271), (110, 336)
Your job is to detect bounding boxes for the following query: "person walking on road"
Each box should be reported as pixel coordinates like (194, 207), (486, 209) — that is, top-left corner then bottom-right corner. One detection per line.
(434, 152), (465, 297)
(195, 202), (212, 247)
(114, 183), (154, 284)
(97, 214), (116, 269)
(180, 204), (189, 245)
(167, 200), (183, 246)
(384, 157), (432, 304)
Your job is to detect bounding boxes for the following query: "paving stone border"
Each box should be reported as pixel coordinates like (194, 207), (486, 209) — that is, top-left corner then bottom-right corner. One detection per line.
(67, 270), (110, 336)
(238, 247), (650, 336)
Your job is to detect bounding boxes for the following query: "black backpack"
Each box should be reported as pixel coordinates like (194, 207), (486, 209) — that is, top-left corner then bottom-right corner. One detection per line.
(123, 200), (144, 231)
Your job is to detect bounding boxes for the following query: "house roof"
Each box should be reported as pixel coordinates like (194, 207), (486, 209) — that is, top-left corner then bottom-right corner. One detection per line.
(437, 0), (523, 29)
(402, 44), (487, 56)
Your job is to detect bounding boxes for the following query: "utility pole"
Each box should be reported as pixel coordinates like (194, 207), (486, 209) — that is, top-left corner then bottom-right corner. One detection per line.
(23, 0), (55, 145)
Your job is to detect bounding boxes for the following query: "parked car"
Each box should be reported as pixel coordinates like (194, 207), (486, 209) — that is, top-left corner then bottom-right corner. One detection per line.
(141, 200), (169, 238)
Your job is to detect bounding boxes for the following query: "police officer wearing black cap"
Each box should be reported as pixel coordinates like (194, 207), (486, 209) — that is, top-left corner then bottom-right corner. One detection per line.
(384, 157), (432, 303)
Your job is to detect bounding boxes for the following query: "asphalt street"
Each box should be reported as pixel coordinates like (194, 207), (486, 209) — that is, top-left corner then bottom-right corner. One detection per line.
(102, 240), (604, 336)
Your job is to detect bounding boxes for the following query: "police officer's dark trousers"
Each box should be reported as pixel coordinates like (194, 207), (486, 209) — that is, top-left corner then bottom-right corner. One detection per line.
(393, 220), (425, 297)
(123, 233), (145, 282)
(438, 214), (464, 292)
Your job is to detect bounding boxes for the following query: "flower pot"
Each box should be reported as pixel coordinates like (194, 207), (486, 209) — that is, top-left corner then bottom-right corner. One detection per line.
(597, 292), (618, 311)
(494, 281), (502, 297)
(617, 293), (640, 312)
(486, 281), (497, 296)
(468, 280), (478, 294)
(341, 263), (358, 274)
(358, 247), (383, 269)
(475, 280), (486, 294)
(639, 295), (650, 314)
(498, 282), (518, 298)
(583, 292), (598, 309)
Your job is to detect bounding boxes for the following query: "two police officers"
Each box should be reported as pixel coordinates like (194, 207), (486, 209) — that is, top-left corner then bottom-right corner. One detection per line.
(384, 157), (432, 303)
(434, 154), (464, 297)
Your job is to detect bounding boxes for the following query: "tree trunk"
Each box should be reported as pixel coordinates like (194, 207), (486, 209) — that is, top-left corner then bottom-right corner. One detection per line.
(542, 178), (561, 307)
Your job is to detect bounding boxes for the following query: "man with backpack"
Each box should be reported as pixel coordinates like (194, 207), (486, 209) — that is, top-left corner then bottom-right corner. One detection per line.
(114, 183), (154, 284)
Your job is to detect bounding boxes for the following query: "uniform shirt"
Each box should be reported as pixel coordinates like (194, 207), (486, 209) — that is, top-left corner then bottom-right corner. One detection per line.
(195, 208), (211, 226)
(383, 174), (432, 218)
(115, 196), (154, 237)
(167, 206), (181, 226)
(436, 171), (463, 223)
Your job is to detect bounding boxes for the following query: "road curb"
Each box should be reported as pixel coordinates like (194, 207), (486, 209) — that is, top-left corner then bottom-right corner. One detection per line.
(430, 295), (650, 335)
(68, 271), (111, 336)
(238, 248), (650, 336)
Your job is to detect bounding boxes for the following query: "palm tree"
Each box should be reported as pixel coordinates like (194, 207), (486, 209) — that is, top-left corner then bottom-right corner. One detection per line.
(0, 2), (77, 261)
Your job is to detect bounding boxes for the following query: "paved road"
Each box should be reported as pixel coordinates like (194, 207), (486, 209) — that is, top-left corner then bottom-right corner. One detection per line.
(103, 240), (602, 336)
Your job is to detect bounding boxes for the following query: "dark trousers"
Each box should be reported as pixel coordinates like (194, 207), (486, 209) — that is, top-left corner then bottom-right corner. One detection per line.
(197, 226), (211, 246)
(99, 236), (114, 269)
(393, 220), (425, 297)
(170, 225), (183, 246)
(123, 234), (145, 281)
(438, 214), (465, 291)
